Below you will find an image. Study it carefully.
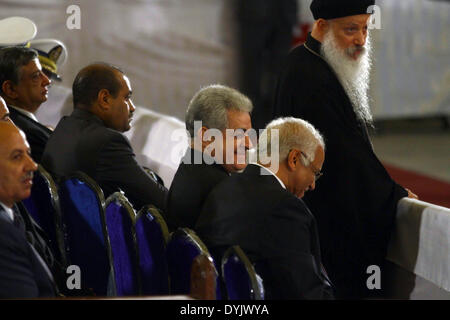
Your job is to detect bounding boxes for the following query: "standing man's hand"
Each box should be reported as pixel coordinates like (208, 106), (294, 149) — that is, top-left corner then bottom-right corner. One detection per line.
(405, 188), (418, 199)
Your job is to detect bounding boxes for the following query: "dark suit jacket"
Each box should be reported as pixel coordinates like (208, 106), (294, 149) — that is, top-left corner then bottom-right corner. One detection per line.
(272, 34), (408, 298)
(166, 147), (229, 231)
(9, 106), (52, 163)
(41, 108), (168, 211)
(0, 205), (55, 298)
(195, 164), (334, 300)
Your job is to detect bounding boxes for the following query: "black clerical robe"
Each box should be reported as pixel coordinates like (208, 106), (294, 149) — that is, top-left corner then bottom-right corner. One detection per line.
(273, 34), (408, 299)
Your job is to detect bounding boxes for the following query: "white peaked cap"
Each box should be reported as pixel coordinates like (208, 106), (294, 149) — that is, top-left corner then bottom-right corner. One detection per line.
(0, 16), (37, 46)
(30, 38), (68, 66)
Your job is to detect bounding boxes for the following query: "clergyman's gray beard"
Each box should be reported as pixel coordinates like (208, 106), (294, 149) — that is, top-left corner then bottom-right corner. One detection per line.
(320, 31), (373, 125)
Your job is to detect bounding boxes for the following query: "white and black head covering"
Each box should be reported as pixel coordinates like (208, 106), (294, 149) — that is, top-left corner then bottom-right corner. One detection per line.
(310, 0), (376, 20)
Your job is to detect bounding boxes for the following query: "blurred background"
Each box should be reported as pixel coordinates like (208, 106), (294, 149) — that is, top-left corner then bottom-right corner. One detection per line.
(1, 0), (448, 206)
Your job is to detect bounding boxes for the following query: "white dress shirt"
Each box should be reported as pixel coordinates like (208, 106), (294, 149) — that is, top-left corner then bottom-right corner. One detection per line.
(252, 162), (286, 190)
(0, 201), (14, 221)
(9, 105), (39, 122)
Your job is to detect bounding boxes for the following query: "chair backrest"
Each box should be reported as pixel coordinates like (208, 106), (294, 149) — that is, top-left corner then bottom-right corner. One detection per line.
(22, 165), (67, 266)
(104, 192), (140, 296)
(221, 245), (265, 300)
(59, 171), (116, 296)
(166, 228), (218, 297)
(135, 205), (170, 295)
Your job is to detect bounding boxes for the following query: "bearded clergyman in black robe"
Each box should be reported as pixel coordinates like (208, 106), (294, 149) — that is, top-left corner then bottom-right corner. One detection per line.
(272, 0), (418, 299)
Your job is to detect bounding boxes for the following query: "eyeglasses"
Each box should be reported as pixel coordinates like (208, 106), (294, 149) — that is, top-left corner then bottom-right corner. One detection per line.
(300, 152), (323, 182)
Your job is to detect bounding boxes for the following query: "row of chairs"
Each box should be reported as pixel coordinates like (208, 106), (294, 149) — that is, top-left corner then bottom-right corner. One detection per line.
(23, 165), (264, 299)
(23, 166), (170, 296)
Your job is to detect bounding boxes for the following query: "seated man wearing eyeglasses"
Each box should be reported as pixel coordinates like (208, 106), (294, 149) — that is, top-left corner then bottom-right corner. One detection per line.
(195, 117), (334, 299)
(0, 47), (52, 163)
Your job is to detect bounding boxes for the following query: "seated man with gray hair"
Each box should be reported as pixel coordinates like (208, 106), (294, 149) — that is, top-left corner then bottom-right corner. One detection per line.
(166, 84), (253, 231)
(195, 117), (334, 299)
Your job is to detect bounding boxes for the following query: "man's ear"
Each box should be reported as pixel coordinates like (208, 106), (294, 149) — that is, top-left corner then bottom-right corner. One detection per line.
(317, 18), (330, 35)
(1, 80), (19, 100)
(97, 88), (110, 111)
(287, 149), (300, 172)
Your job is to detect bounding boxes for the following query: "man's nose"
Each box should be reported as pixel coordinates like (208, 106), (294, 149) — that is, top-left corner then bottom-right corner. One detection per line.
(354, 31), (366, 47)
(129, 99), (136, 113)
(26, 153), (38, 172)
(41, 71), (51, 86)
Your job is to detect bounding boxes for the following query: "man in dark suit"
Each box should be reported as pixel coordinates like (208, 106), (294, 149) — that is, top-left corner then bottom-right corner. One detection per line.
(42, 63), (167, 211)
(0, 121), (57, 298)
(0, 46), (52, 162)
(166, 84), (253, 230)
(196, 117), (334, 299)
(272, 0), (417, 298)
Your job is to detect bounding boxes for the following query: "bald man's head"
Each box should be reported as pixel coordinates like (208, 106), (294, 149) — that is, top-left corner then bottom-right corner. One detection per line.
(72, 63), (124, 109)
(71, 63), (136, 132)
(0, 121), (37, 207)
(0, 96), (10, 121)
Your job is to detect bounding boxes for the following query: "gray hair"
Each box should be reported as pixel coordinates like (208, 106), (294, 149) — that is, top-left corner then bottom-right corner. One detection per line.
(258, 117), (325, 164)
(185, 84), (253, 137)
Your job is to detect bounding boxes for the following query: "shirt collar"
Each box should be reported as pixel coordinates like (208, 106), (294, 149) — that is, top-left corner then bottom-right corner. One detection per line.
(252, 163), (286, 190)
(0, 201), (14, 222)
(9, 105), (39, 122)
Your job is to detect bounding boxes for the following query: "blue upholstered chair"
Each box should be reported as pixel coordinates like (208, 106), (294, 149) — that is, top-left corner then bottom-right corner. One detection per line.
(166, 228), (220, 298)
(59, 172), (116, 296)
(104, 192), (140, 296)
(22, 165), (67, 266)
(221, 245), (265, 300)
(135, 205), (170, 295)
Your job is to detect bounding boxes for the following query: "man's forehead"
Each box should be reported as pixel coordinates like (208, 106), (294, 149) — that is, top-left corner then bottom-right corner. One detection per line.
(0, 99), (8, 114)
(313, 146), (325, 166)
(0, 125), (29, 154)
(119, 73), (132, 92)
(227, 109), (252, 130)
(20, 58), (42, 74)
(333, 14), (371, 25)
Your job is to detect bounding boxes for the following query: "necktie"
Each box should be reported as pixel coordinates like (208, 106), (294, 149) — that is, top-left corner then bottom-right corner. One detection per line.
(12, 206), (27, 233)
(12, 205), (55, 283)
